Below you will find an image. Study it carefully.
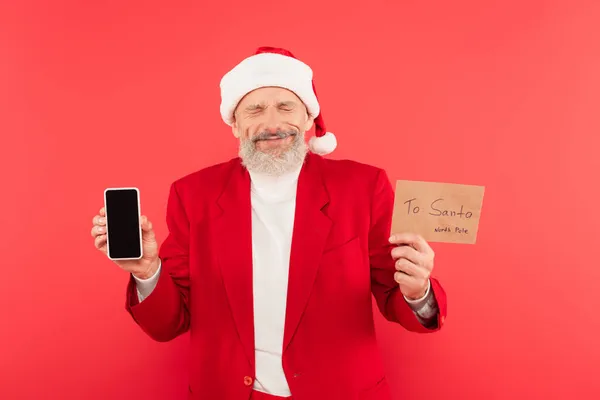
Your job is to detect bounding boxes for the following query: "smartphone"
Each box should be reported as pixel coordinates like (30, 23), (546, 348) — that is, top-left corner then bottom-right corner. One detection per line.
(103, 187), (143, 260)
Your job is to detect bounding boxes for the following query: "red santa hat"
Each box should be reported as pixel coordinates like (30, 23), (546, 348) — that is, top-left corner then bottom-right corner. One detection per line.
(219, 46), (337, 156)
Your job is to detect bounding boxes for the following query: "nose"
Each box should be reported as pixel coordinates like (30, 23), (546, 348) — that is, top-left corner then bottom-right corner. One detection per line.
(262, 107), (283, 133)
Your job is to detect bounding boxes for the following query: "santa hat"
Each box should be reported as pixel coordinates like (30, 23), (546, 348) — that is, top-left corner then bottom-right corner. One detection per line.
(219, 46), (337, 156)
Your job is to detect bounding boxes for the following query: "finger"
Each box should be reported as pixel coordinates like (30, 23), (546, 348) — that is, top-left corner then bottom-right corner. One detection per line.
(95, 234), (107, 251)
(140, 217), (156, 242)
(100, 207), (106, 216)
(91, 225), (106, 237)
(394, 271), (417, 286)
(140, 216), (153, 232)
(391, 245), (425, 265)
(92, 215), (106, 226)
(389, 233), (432, 254)
(395, 258), (427, 278)
(142, 230), (156, 244)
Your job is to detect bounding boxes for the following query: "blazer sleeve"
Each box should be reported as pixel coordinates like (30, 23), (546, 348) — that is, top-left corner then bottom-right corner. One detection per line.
(124, 181), (191, 342)
(368, 168), (447, 332)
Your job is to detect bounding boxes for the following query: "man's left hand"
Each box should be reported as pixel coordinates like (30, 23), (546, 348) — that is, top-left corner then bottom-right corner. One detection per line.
(389, 233), (435, 300)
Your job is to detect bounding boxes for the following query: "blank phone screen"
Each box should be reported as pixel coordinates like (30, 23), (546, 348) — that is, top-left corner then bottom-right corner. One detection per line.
(105, 189), (142, 259)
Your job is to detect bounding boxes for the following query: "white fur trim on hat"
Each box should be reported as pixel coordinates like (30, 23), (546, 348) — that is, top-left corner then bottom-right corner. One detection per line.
(308, 132), (337, 155)
(219, 53), (320, 125)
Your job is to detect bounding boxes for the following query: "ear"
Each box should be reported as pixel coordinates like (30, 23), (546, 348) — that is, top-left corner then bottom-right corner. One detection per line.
(231, 120), (241, 138)
(304, 113), (314, 133)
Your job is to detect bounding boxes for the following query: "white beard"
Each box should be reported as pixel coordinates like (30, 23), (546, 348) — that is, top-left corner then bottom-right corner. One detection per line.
(239, 130), (308, 176)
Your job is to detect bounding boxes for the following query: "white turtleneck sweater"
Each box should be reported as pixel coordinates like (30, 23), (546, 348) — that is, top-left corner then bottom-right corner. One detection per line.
(133, 165), (437, 397)
(245, 165), (301, 395)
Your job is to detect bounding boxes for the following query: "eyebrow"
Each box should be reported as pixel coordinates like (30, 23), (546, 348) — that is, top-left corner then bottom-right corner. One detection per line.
(243, 100), (297, 113)
(277, 101), (297, 108)
(243, 103), (265, 112)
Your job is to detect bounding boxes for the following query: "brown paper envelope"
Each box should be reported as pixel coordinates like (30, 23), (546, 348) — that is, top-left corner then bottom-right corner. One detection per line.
(391, 180), (485, 244)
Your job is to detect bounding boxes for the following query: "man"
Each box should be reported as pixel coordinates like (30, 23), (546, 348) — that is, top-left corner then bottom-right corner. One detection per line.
(91, 46), (447, 400)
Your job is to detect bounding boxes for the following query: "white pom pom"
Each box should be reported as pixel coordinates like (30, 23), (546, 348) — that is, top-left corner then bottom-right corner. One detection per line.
(308, 132), (337, 155)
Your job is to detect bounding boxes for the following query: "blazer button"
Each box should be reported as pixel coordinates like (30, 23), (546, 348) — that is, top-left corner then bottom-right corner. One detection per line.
(243, 376), (253, 386)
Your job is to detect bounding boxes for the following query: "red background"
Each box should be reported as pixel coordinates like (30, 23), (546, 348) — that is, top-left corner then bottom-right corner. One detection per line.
(1, 1), (599, 399)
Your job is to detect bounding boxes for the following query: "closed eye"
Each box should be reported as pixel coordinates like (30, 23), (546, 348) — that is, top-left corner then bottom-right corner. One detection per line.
(278, 101), (296, 111)
(245, 104), (266, 114)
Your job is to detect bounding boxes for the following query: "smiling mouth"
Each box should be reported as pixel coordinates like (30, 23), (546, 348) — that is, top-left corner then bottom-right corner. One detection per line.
(254, 133), (296, 142)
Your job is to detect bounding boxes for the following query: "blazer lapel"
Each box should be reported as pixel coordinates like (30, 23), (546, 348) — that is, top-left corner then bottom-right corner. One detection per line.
(283, 154), (332, 352)
(214, 160), (255, 368)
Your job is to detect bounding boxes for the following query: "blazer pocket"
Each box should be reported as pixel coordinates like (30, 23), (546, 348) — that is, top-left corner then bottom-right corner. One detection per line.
(319, 236), (365, 285)
(320, 236), (362, 268)
(322, 235), (360, 255)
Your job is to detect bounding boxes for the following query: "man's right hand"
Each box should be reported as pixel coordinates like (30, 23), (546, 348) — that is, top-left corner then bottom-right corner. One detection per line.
(91, 207), (160, 280)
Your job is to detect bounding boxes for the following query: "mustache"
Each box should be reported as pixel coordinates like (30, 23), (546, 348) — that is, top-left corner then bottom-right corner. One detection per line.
(252, 129), (298, 142)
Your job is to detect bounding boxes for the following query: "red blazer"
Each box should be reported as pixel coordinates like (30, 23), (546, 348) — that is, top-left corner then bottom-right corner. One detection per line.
(125, 153), (447, 400)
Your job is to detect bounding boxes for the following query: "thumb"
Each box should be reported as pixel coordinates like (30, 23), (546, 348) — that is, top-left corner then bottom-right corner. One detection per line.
(140, 216), (154, 234)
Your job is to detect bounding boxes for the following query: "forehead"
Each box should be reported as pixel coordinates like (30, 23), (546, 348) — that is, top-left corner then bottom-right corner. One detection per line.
(237, 86), (304, 107)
